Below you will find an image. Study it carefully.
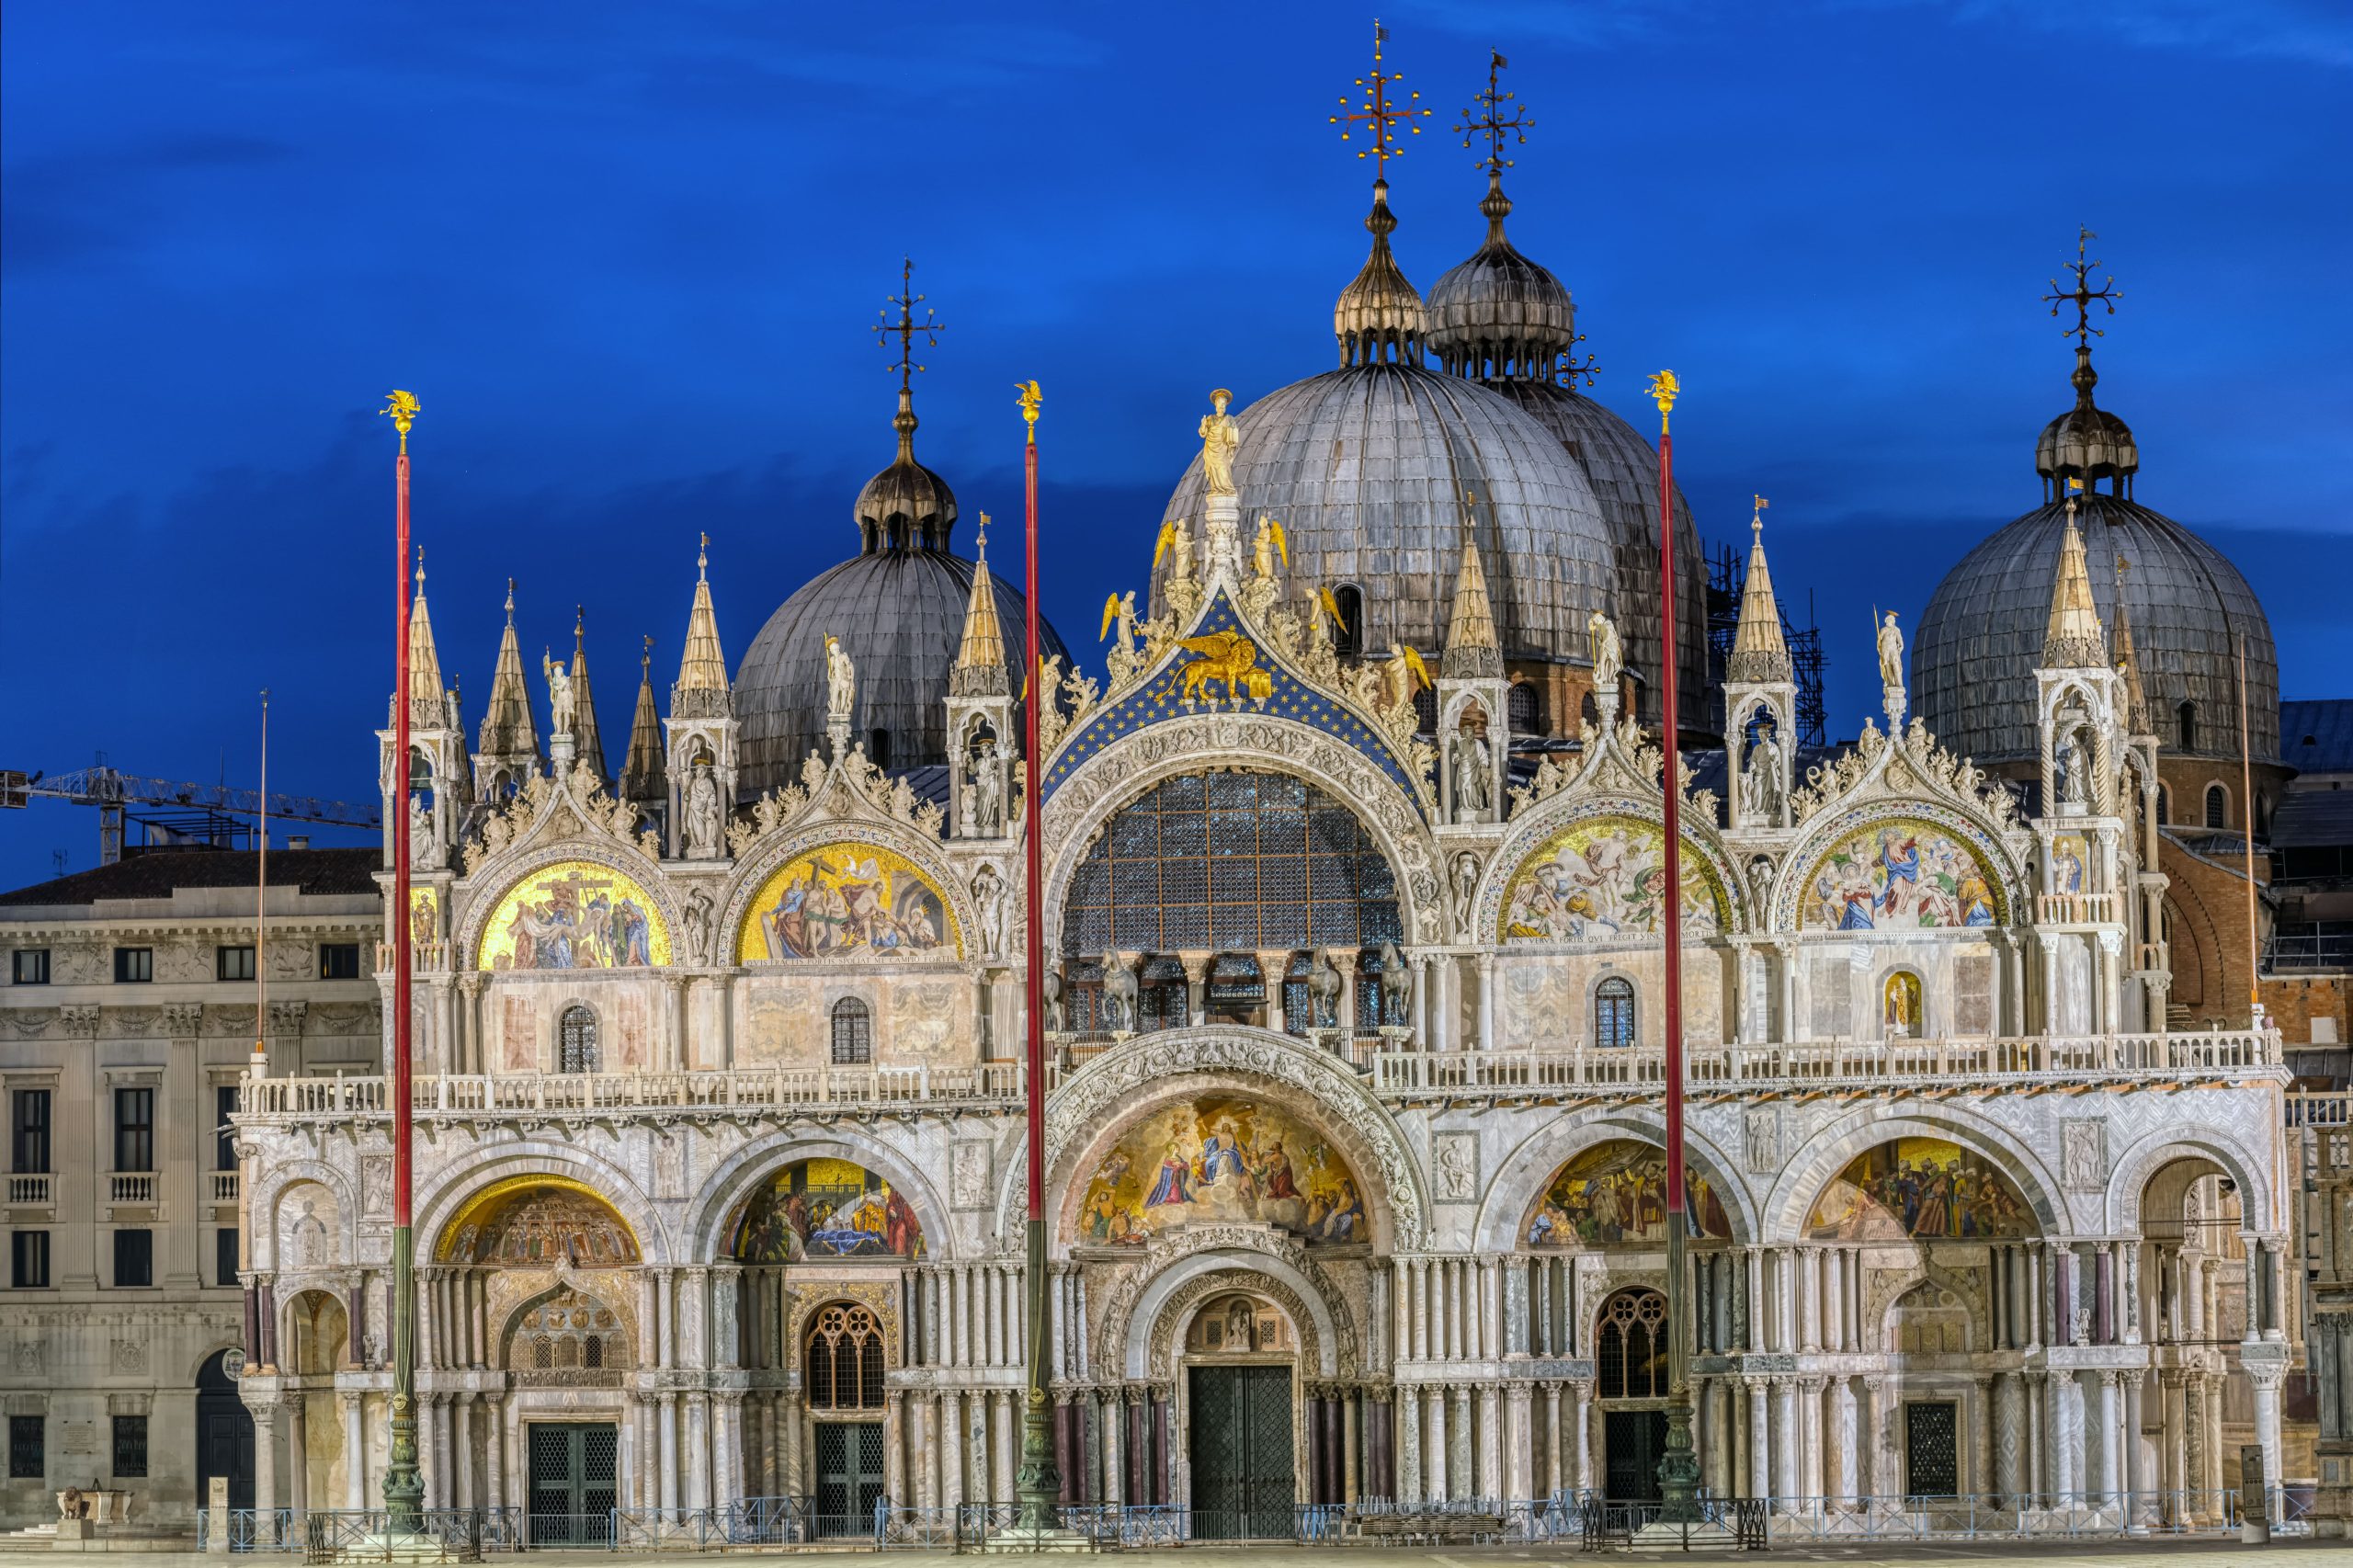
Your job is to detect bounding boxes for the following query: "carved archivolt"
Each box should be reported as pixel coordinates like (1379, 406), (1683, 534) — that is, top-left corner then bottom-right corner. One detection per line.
(1022, 1028), (1426, 1251)
(1144, 1267), (1324, 1381)
(1089, 1225), (1357, 1381)
(1040, 716), (1441, 948)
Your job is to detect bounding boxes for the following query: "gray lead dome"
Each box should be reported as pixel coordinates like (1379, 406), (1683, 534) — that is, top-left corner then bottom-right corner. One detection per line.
(1155, 362), (1615, 665)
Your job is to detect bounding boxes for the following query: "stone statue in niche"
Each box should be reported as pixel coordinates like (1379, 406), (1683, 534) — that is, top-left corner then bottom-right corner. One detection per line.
(684, 761), (723, 860)
(409, 796), (438, 869)
(2055, 726), (2090, 807)
(972, 863), (1006, 959)
(1450, 853), (1480, 936)
(972, 741), (1006, 836)
(681, 888), (714, 965)
(1450, 732), (1492, 822)
(1041, 967), (1066, 1032)
(1742, 726), (1784, 824)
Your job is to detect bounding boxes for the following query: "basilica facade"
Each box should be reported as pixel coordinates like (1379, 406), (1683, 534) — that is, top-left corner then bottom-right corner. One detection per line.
(2, 83), (2313, 1540)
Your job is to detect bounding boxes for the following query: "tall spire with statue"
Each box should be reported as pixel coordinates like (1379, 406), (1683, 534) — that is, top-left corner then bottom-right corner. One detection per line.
(472, 579), (541, 799)
(567, 607), (608, 785)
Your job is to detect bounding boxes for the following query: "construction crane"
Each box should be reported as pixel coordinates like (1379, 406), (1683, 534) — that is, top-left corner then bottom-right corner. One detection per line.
(0, 762), (381, 867)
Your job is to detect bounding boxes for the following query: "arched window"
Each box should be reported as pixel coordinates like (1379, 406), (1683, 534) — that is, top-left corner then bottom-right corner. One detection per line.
(1882, 971), (1923, 1036)
(805, 1303), (886, 1411)
(2155, 783), (2169, 824)
(2204, 784), (2228, 829)
(1595, 976), (1636, 1049)
(558, 1006), (598, 1074)
(867, 728), (892, 770)
(830, 998), (872, 1065)
(1332, 585), (1364, 658)
(1596, 1290), (1669, 1400)
(1507, 681), (1543, 734)
(1412, 686), (1438, 735)
(2178, 701), (2198, 754)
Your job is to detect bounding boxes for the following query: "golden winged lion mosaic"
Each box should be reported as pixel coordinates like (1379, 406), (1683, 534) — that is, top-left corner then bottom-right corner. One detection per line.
(1172, 630), (1273, 705)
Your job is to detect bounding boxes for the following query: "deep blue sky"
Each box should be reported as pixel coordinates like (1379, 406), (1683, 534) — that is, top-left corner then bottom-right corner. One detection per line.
(5, 2), (2348, 889)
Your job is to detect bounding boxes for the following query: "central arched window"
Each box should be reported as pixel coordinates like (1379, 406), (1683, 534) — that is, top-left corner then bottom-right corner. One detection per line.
(558, 1006), (598, 1074)
(1507, 681), (1543, 735)
(806, 1303), (885, 1411)
(1595, 976), (1636, 1049)
(2205, 784), (2228, 829)
(1061, 771), (1402, 957)
(2178, 701), (2198, 754)
(830, 998), (872, 1065)
(1596, 1289), (1669, 1400)
(1331, 585), (1364, 658)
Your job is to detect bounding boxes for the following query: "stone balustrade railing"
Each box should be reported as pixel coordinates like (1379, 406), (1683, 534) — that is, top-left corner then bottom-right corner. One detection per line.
(236, 1027), (2278, 1126)
(1373, 1028), (2279, 1098)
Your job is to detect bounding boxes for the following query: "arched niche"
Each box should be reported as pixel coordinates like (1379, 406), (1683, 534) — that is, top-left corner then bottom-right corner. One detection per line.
(1793, 816), (2005, 932)
(733, 842), (961, 963)
(1495, 812), (1730, 945)
(502, 1282), (636, 1382)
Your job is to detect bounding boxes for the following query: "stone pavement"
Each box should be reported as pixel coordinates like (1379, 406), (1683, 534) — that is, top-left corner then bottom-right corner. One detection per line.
(6, 1543), (2352, 1566)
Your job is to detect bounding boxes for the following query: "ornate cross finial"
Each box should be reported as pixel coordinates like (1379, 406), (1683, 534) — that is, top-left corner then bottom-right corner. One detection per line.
(874, 256), (944, 394)
(1752, 494), (1769, 535)
(1331, 20), (1428, 172)
(2044, 226), (2121, 347)
(1454, 49), (1530, 176)
(1553, 335), (1598, 389)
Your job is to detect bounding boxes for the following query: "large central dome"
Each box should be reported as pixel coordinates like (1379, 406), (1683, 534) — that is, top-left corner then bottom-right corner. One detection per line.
(1154, 182), (1615, 673)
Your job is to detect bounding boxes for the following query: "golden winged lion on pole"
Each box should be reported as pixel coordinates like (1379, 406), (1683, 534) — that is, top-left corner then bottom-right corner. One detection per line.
(1171, 630), (1272, 706)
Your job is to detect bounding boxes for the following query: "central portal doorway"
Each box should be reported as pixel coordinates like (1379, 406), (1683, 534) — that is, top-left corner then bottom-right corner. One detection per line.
(527, 1423), (617, 1545)
(813, 1423), (885, 1538)
(1602, 1410), (1667, 1502)
(1188, 1365), (1294, 1540)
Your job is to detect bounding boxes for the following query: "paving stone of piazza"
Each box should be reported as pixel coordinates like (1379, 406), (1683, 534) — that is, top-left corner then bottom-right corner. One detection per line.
(6, 1545), (2351, 1566)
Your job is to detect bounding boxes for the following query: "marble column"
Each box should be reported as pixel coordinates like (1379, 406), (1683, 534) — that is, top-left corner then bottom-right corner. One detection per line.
(659, 1392), (680, 1510)
(1449, 1384), (1473, 1501)
(1474, 954), (1495, 1050)
(1426, 1385), (1448, 1503)
(252, 1402), (278, 1533)
(1542, 1383), (1563, 1496)
(1483, 1383), (1507, 1500)
(1773, 1379), (1799, 1504)
(1799, 1376), (1824, 1501)
(1746, 1379), (1770, 1502)
(1570, 1381), (1594, 1495)
(483, 1394), (504, 1510)
(1397, 1386), (1421, 1504)
(1833, 1377), (1859, 1501)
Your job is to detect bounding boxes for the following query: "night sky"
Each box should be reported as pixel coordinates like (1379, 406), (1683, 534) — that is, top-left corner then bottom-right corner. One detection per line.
(4, 2), (2348, 888)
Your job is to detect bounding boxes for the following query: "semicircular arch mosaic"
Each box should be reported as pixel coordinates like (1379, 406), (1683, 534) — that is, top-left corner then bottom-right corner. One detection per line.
(1498, 813), (1727, 944)
(731, 1158), (925, 1261)
(1523, 1139), (1731, 1249)
(1073, 1096), (1370, 1248)
(1805, 1137), (2034, 1241)
(437, 1176), (641, 1266)
(1797, 817), (2004, 931)
(478, 860), (670, 971)
(736, 842), (961, 963)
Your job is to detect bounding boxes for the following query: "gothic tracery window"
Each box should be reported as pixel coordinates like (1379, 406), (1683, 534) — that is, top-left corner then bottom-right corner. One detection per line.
(805, 1303), (886, 1411)
(1597, 1289), (1669, 1401)
(510, 1288), (629, 1384)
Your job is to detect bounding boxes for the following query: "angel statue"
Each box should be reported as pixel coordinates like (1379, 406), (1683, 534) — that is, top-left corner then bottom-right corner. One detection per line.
(1251, 514), (1290, 583)
(1587, 610), (1622, 693)
(824, 634), (857, 726)
(1199, 388), (1241, 497)
(1099, 591), (1138, 656)
(1310, 586), (1344, 649)
(542, 651), (576, 735)
(1377, 642), (1430, 715)
(1155, 517), (1202, 624)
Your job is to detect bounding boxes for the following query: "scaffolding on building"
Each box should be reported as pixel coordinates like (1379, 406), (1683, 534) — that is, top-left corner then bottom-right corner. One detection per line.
(1705, 540), (1827, 748)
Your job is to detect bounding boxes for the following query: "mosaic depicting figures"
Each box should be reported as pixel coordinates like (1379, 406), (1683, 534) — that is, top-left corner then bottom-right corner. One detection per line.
(1802, 820), (1998, 930)
(1075, 1097), (1367, 1246)
(1500, 815), (1724, 943)
(479, 861), (667, 971)
(409, 886), (438, 950)
(1805, 1137), (2033, 1241)
(443, 1184), (640, 1267)
(1525, 1140), (1728, 1247)
(733, 1158), (924, 1261)
(738, 843), (958, 962)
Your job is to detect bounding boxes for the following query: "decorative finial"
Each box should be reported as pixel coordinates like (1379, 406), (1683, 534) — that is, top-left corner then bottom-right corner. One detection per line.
(1647, 369), (1680, 432)
(698, 531), (710, 580)
(1455, 49), (1529, 177)
(875, 256), (944, 395)
(1017, 380), (1042, 445)
(1331, 19), (1428, 174)
(380, 389), (419, 450)
(1752, 494), (1768, 535)
(976, 512), (990, 562)
(413, 545), (426, 597)
(575, 604), (585, 649)
(642, 633), (653, 674)
(504, 577), (516, 624)
(2044, 226), (2121, 348)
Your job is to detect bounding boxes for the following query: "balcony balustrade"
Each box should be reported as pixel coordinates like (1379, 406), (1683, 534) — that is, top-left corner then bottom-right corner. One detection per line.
(2037, 892), (2120, 925)
(108, 1171), (158, 1204)
(6, 1173), (53, 1205)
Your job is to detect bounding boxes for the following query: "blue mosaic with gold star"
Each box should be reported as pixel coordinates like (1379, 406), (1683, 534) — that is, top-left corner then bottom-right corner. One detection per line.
(1041, 589), (1421, 806)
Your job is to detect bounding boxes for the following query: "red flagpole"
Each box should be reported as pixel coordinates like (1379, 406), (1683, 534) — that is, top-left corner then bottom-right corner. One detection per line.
(1653, 374), (1685, 1219)
(381, 390), (423, 1524)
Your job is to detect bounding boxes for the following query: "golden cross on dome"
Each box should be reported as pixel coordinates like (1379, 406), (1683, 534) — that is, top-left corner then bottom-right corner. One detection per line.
(874, 256), (944, 393)
(1331, 20), (1428, 171)
(2044, 226), (2121, 347)
(1454, 49), (1530, 176)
